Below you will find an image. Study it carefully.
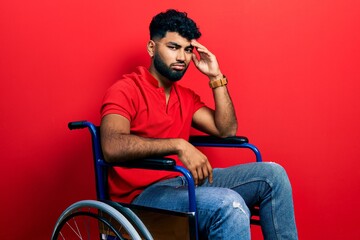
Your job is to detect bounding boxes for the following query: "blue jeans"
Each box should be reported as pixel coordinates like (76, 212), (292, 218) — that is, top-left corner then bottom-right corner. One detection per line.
(132, 162), (298, 239)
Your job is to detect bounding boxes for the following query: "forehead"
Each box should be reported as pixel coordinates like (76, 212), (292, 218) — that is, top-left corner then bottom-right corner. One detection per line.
(159, 32), (192, 46)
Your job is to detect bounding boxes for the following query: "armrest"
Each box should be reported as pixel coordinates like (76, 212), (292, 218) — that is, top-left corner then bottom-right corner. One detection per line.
(189, 135), (262, 162)
(102, 158), (176, 171)
(189, 135), (249, 146)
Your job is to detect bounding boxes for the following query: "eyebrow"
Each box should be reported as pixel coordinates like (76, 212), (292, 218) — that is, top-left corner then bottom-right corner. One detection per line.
(167, 41), (193, 49)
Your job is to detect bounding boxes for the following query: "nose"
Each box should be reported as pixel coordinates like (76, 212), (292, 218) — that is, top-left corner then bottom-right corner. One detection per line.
(176, 49), (186, 62)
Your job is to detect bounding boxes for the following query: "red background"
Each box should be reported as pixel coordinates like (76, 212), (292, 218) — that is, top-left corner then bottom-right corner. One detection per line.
(1, 0), (359, 239)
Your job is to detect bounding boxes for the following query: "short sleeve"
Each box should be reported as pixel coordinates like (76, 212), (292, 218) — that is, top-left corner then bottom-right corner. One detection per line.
(192, 91), (206, 114)
(100, 79), (137, 121)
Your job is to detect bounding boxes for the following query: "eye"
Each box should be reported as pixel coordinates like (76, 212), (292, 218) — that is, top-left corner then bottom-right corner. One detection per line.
(168, 45), (177, 50)
(185, 48), (194, 53)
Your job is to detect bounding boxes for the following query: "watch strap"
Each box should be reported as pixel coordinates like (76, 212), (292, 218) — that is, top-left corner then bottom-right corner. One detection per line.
(209, 76), (227, 89)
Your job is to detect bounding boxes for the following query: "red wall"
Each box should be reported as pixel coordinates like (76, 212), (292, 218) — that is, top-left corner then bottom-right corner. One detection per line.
(1, 0), (359, 239)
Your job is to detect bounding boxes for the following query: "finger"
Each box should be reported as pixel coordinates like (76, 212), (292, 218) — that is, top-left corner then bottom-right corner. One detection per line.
(191, 39), (206, 50)
(195, 50), (213, 63)
(191, 169), (199, 186)
(191, 40), (210, 55)
(202, 165), (212, 184)
(196, 168), (207, 186)
(195, 47), (209, 57)
(206, 161), (213, 184)
(195, 46), (208, 53)
(191, 53), (199, 65)
(196, 167), (204, 185)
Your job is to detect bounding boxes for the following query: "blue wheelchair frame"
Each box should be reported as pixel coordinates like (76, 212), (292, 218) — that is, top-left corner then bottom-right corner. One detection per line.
(68, 120), (262, 239)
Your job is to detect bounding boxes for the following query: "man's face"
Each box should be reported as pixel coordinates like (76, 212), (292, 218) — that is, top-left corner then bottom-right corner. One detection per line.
(153, 32), (194, 81)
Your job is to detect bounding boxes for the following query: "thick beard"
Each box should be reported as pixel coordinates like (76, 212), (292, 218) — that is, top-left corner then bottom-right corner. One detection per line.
(153, 52), (188, 82)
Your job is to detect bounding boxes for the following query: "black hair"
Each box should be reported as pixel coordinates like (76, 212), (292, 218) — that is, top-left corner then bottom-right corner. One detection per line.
(149, 9), (201, 40)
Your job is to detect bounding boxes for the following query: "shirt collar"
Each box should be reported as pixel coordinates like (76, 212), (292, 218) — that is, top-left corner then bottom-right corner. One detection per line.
(137, 66), (178, 90)
(137, 66), (161, 88)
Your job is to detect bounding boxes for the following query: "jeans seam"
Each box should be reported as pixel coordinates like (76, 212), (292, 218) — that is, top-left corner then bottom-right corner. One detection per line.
(228, 177), (280, 240)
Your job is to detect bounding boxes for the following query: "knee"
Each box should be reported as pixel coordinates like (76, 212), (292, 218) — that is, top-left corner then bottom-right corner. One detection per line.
(213, 189), (250, 222)
(264, 162), (292, 191)
(198, 189), (251, 238)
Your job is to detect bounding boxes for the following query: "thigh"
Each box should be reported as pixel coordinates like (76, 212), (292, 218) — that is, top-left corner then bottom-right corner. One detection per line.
(203, 162), (287, 207)
(132, 162), (279, 209)
(132, 177), (189, 212)
(132, 177), (249, 214)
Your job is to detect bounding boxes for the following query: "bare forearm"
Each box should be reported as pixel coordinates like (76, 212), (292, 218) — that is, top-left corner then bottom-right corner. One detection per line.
(101, 132), (182, 163)
(213, 85), (238, 137)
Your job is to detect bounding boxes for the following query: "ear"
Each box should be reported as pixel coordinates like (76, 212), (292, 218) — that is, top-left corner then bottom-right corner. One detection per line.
(147, 40), (155, 57)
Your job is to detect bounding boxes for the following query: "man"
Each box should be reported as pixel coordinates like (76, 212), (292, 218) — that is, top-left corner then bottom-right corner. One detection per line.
(100, 9), (298, 239)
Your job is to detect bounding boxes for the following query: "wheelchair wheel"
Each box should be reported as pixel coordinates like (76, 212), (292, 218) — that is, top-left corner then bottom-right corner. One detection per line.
(51, 200), (145, 240)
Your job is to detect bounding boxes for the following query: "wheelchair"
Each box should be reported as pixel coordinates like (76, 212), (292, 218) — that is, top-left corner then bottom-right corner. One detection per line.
(51, 121), (263, 240)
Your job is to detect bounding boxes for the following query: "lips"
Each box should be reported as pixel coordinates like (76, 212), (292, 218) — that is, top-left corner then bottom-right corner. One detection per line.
(171, 63), (186, 71)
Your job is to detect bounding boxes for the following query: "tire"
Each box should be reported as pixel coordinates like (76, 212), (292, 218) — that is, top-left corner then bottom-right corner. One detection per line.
(51, 200), (145, 240)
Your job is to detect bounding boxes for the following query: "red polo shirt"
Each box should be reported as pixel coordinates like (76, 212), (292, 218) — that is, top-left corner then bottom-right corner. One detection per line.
(101, 66), (205, 203)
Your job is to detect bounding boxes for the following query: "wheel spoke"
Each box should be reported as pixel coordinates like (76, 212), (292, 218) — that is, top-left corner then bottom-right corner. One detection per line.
(65, 220), (83, 239)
